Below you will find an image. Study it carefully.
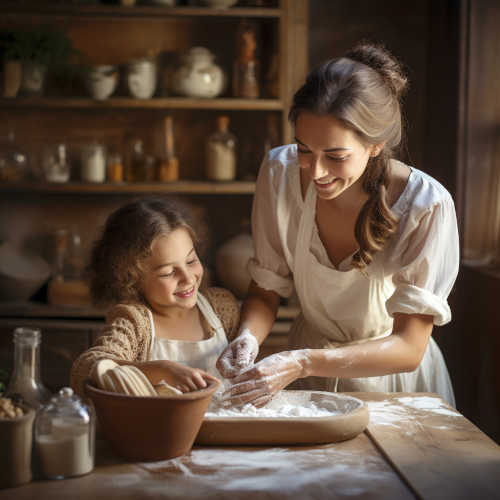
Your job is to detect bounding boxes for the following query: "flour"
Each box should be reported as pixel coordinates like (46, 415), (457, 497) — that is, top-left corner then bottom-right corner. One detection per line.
(206, 389), (350, 418)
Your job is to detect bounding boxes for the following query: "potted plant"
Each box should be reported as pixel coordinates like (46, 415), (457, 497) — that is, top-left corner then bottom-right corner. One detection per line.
(2, 25), (79, 96)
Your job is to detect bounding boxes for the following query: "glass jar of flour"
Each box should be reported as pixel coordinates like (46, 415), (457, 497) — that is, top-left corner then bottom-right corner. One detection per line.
(35, 387), (95, 480)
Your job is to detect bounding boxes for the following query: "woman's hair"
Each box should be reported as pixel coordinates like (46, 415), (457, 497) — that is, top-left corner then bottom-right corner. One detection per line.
(90, 196), (201, 307)
(289, 42), (408, 269)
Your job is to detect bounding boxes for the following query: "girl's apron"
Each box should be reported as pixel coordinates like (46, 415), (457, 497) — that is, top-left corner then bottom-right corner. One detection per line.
(147, 292), (228, 379)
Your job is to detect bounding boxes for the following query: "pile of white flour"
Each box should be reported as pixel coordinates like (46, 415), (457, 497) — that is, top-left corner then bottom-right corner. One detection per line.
(206, 389), (342, 418)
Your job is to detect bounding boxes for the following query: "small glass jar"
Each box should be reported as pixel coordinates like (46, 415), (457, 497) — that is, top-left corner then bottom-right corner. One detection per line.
(35, 387), (95, 480)
(107, 153), (123, 183)
(205, 115), (237, 181)
(42, 144), (71, 183)
(81, 142), (107, 183)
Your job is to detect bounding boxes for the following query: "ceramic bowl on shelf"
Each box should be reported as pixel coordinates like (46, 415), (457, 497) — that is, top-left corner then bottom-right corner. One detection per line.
(85, 65), (118, 101)
(0, 242), (51, 302)
(85, 378), (220, 461)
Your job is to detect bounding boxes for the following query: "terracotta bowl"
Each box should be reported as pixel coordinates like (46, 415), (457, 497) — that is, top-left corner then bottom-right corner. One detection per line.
(85, 379), (220, 462)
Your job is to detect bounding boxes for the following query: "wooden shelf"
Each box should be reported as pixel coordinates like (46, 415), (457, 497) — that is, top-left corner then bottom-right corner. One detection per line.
(0, 180), (256, 195)
(0, 4), (282, 19)
(0, 301), (298, 321)
(0, 97), (283, 111)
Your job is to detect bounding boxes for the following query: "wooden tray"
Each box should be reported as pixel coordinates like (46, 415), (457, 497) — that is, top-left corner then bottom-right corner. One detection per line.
(196, 390), (369, 446)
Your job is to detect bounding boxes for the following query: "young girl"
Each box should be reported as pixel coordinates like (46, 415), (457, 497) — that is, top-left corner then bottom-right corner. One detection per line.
(70, 197), (240, 397)
(217, 42), (459, 408)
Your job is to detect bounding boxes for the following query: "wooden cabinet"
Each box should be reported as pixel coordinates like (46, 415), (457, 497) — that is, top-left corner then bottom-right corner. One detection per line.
(0, 1), (307, 389)
(0, 0), (308, 277)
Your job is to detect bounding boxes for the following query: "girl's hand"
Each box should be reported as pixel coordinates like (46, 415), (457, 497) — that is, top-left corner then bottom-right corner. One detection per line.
(133, 360), (219, 393)
(223, 350), (307, 408)
(216, 329), (259, 378)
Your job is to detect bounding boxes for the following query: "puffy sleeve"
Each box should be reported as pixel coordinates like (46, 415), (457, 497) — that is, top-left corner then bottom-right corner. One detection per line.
(385, 193), (460, 326)
(247, 149), (295, 297)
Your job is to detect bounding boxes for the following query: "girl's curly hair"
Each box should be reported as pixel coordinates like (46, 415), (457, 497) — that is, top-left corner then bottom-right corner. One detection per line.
(89, 196), (201, 307)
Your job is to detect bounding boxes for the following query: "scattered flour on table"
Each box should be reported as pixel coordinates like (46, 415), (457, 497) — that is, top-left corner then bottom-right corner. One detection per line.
(206, 390), (342, 418)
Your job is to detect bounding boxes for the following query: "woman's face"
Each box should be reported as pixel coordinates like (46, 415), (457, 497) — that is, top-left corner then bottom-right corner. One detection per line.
(295, 111), (380, 201)
(141, 228), (203, 313)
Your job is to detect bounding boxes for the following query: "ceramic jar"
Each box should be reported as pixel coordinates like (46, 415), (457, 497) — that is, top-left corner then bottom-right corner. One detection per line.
(126, 57), (157, 99)
(80, 142), (107, 183)
(215, 233), (254, 298)
(20, 61), (47, 96)
(171, 47), (226, 98)
(85, 65), (118, 101)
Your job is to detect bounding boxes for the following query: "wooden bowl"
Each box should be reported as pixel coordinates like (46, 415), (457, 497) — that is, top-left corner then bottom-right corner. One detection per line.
(85, 379), (220, 462)
(197, 391), (369, 446)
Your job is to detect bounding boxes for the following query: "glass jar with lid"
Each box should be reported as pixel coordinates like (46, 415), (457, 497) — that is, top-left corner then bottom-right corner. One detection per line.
(35, 387), (95, 480)
(80, 141), (107, 183)
(205, 115), (237, 181)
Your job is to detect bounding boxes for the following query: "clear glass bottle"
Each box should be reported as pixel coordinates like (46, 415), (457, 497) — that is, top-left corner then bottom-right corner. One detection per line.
(205, 115), (237, 181)
(125, 139), (147, 182)
(0, 131), (29, 182)
(158, 115), (179, 182)
(35, 387), (95, 480)
(5, 327), (51, 409)
(233, 24), (260, 98)
(42, 144), (71, 183)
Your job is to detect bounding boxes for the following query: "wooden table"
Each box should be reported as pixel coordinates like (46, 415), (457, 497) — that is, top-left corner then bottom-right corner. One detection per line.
(2, 393), (500, 500)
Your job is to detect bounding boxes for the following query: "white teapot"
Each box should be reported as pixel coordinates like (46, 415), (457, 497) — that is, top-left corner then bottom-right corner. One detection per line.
(171, 47), (226, 98)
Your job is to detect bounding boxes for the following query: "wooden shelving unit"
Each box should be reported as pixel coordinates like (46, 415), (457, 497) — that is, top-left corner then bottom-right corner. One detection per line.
(0, 180), (255, 195)
(0, 97), (283, 110)
(0, 5), (282, 19)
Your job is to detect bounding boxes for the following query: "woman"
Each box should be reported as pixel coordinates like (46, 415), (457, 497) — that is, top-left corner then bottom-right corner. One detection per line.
(216, 43), (459, 408)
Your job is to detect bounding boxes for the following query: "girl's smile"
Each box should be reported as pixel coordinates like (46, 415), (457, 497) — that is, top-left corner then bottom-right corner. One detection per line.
(141, 227), (203, 314)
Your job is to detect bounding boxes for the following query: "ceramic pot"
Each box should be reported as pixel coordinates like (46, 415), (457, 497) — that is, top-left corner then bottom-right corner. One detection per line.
(171, 47), (226, 98)
(2, 60), (22, 98)
(85, 65), (118, 101)
(20, 61), (47, 96)
(215, 233), (253, 298)
(126, 57), (157, 99)
(85, 379), (219, 461)
(0, 404), (35, 488)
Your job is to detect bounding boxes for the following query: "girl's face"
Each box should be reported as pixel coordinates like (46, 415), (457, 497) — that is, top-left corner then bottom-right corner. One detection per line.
(295, 111), (381, 201)
(141, 228), (203, 313)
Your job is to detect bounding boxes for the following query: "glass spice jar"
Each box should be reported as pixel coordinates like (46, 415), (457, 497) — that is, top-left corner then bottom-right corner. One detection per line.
(107, 153), (123, 183)
(205, 115), (237, 181)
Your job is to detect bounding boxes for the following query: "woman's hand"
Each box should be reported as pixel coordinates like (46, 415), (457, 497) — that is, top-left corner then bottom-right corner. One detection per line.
(132, 360), (219, 393)
(216, 329), (259, 378)
(223, 350), (308, 407)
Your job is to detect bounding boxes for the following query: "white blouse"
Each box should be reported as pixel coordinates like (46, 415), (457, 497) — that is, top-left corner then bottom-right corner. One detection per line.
(248, 144), (460, 327)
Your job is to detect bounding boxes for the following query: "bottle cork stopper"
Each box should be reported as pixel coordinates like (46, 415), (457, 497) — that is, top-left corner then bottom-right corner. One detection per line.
(216, 115), (230, 131)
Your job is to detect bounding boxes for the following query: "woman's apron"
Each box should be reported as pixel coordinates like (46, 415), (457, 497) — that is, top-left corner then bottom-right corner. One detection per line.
(148, 292), (228, 379)
(289, 183), (455, 404)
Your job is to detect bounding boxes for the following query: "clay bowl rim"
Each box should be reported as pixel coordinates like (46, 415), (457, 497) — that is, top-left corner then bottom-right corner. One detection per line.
(203, 390), (368, 423)
(85, 378), (220, 401)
